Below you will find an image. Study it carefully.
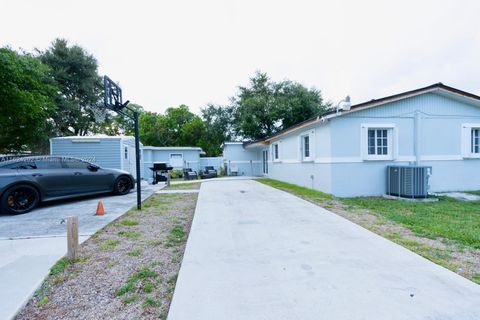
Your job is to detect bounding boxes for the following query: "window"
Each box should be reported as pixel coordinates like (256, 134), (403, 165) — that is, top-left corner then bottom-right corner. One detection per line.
(64, 159), (90, 170)
(461, 124), (480, 158)
(368, 129), (388, 155)
(35, 159), (63, 169)
(302, 135), (310, 159)
(362, 124), (395, 160)
(124, 146), (129, 160)
(273, 143), (279, 160)
(0, 161), (36, 169)
(472, 129), (479, 154)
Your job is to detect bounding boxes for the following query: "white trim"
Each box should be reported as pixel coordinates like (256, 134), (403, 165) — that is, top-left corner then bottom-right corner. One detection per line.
(71, 139), (101, 143)
(120, 141), (124, 170)
(461, 123), (480, 158)
(300, 131), (312, 162)
(272, 142), (280, 162)
(51, 135), (127, 140)
(280, 159), (299, 164)
(233, 155), (475, 165)
(361, 124), (396, 161)
(421, 155), (463, 161)
(143, 146), (203, 151)
(227, 160), (262, 164)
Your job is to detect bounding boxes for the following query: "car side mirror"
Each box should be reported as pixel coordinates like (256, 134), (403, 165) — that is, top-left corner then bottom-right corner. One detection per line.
(88, 165), (99, 172)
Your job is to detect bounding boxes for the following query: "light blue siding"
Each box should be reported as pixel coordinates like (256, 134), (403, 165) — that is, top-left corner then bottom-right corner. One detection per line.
(327, 92), (480, 196)
(223, 144), (262, 176)
(199, 157), (224, 170)
(227, 91), (480, 197)
(50, 138), (122, 169)
(143, 148), (203, 178)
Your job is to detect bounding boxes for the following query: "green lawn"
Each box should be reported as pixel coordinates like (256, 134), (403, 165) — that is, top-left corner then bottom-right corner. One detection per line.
(343, 196), (480, 248)
(257, 178), (480, 249)
(258, 178), (333, 201)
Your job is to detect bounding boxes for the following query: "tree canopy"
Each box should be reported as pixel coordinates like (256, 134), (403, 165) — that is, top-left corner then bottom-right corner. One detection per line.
(0, 48), (56, 152)
(0, 41), (331, 157)
(39, 39), (103, 136)
(200, 104), (235, 156)
(232, 71), (330, 140)
(137, 105), (206, 149)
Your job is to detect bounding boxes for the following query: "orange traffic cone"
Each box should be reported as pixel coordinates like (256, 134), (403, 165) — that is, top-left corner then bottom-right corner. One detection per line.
(95, 201), (105, 215)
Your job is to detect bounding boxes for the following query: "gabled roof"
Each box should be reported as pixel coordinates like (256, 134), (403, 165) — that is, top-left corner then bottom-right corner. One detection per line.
(263, 83), (480, 142)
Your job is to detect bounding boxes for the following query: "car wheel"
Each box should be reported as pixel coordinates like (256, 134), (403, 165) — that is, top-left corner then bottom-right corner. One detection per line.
(114, 176), (132, 195)
(1, 184), (40, 215)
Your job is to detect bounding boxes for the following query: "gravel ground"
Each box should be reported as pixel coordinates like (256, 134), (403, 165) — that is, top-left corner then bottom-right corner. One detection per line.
(16, 192), (198, 320)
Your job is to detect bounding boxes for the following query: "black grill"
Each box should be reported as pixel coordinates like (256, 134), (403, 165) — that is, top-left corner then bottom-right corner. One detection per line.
(152, 162), (173, 171)
(149, 162), (173, 184)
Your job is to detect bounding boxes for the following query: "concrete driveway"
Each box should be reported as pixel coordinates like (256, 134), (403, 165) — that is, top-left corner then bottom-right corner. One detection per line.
(0, 182), (161, 320)
(168, 179), (480, 320)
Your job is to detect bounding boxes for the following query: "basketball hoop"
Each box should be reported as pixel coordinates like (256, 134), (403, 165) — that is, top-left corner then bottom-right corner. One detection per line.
(92, 106), (108, 123)
(98, 75), (141, 210)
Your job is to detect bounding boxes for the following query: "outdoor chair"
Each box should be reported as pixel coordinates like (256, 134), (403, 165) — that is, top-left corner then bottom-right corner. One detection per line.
(200, 166), (218, 179)
(183, 168), (198, 180)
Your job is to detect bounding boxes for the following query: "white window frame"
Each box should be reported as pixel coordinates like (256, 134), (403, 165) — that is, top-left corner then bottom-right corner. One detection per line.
(472, 128), (480, 154)
(301, 134), (311, 161)
(462, 123), (480, 158)
(272, 143), (280, 162)
(361, 124), (396, 161)
(124, 146), (129, 160)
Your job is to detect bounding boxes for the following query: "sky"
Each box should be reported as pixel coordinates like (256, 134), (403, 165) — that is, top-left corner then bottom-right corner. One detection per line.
(2, 0), (480, 114)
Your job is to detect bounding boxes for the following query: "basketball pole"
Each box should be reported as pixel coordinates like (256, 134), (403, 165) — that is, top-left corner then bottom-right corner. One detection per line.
(133, 111), (142, 210)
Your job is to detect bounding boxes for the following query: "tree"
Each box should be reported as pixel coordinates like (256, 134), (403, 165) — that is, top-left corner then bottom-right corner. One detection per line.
(138, 111), (163, 146)
(137, 105), (205, 148)
(99, 103), (144, 136)
(39, 38), (102, 136)
(200, 104), (235, 156)
(0, 48), (56, 152)
(232, 71), (330, 140)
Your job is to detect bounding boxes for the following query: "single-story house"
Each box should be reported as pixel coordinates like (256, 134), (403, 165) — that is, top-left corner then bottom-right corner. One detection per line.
(50, 135), (145, 178)
(223, 83), (480, 197)
(142, 146), (204, 178)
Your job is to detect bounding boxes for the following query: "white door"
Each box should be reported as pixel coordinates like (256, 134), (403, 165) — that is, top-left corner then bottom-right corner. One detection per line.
(262, 150), (269, 175)
(126, 145), (137, 177)
(170, 153), (184, 168)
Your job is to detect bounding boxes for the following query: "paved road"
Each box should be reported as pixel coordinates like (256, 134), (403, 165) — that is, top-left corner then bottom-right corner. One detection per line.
(0, 182), (161, 320)
(168, 179), (480, 320)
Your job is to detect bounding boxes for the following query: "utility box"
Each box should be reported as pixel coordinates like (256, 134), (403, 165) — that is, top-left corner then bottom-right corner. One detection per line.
(386, 166), (432, 198)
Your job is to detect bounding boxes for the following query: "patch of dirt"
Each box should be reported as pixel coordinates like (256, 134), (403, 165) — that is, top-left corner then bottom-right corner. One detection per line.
(297, 196), (480, 283)
(16, 193), (198, 320)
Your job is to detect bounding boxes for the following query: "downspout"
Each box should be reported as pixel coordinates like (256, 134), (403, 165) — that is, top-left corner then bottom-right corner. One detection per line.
(414, 111), (421, 165)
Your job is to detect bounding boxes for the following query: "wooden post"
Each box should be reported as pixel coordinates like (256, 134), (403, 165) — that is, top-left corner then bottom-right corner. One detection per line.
(167, 172), (171, 187)
(67, 216), (79, 261)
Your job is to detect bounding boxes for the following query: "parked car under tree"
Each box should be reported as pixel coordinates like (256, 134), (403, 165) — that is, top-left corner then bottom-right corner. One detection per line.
(0, 156), (135, 214)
